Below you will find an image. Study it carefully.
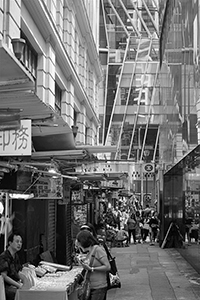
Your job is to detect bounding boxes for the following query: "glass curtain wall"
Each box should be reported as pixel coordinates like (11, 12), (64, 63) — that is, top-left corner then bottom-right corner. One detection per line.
(160, 1), (200, 273)
(99, 0), (160, 163)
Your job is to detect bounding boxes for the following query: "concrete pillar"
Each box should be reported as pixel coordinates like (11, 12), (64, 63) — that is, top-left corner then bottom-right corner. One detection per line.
(61, 82), (74, 127)
(45, 38), (56, 108)
(37, 55), (46, 101)
(3, 0), (21, 45)
(56, 0), (64, 38)
(175, 133), (183, 161)
(76, 104), (86, 144)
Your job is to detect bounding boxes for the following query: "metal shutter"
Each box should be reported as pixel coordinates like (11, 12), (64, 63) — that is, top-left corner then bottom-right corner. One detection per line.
(47, 199), (56, 256)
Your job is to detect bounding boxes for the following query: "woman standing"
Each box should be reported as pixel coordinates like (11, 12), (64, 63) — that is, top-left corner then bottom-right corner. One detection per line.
(127, 213), (137, 244)
(149, 211), (160, 245)
(76, 230), (110, 300)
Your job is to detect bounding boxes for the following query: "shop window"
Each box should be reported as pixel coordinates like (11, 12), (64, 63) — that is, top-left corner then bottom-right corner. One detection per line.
(121, 88), (145, 105)
(85, 127), (88, 144)
(55, 83), (62, 115)
(21, 33), (37, 78)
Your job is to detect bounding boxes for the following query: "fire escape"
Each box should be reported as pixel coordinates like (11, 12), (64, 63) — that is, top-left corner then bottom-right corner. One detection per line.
(100, 0), (160, 164)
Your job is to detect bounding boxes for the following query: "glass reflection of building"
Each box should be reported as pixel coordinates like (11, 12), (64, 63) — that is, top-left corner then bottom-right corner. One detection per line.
(99, 0), (161, 206)
(99, 0), (200, 253)
(160, 0), (200, 269)
(99, 0), (160, 163)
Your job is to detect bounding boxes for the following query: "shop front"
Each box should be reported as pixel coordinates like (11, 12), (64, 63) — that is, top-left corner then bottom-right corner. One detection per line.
(160, 145), (200, 273)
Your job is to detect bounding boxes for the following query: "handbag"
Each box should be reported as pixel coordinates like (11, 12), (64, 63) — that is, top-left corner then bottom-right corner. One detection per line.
(107, 256), (121, 290)
(103, 244), (121, 290)
(76, 247), (97, 300)
(76, 271), (91, 300)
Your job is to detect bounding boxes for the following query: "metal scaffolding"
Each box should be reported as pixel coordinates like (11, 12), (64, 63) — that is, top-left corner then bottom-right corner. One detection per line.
(101, 0), (160, 163)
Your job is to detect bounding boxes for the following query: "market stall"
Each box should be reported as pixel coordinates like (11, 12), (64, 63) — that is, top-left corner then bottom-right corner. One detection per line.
(15, 264), (82, 300)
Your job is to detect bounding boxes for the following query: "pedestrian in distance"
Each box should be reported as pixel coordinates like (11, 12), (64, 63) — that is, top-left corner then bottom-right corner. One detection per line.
(149, 211), (160, 245)
(135, 210), (143, 243)
(114, 227), (129, 247)
(127, 212), (137, 244)
(141, 216), (150, 242)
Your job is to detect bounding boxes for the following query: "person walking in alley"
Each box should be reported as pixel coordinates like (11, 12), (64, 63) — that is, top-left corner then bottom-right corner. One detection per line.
(135, 210), (143, 243)
(127, 212), (137, 244)
(149, 211), (160, 245)
(76, 230), (110, 300)
(141, 216), (150, 242)
(0, 233), (24, 300)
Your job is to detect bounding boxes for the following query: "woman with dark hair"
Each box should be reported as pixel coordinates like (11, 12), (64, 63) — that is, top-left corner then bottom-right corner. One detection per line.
(127, 212), (137, 244)
(76, 230), (110, 300)
(80, 222), (98, 239)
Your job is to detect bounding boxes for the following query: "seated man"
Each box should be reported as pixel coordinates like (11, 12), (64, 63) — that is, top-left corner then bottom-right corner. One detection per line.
(115, 227), (129, 246)
(0, 233), (23, 300)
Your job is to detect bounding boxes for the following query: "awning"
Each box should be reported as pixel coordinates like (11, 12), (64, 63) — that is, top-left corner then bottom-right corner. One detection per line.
(164, 144), (200, 176)
(75, 145), (117, 154)
(0, 41), (75, 152)
(31, 149), (88, 160)
(0, 90), (75, 151)
(0, 40), (34, 90)
(67, 172), (128, 181)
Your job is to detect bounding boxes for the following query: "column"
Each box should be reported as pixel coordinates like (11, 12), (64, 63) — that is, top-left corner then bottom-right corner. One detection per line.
(76, 104), (86, 144)
(45, 37), (56, 108)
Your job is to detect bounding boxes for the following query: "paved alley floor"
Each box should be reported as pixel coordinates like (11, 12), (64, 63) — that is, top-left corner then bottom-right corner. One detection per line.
(107, 242), (200, 300)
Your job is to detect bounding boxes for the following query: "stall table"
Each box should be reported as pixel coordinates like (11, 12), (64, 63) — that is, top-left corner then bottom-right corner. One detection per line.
(15, 267), (82, 300)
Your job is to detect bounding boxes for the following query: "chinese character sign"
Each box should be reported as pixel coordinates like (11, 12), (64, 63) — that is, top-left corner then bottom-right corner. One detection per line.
(0, 120), (31, 156)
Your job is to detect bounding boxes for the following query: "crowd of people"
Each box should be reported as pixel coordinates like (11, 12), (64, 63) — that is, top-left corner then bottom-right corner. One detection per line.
(72, 205), (161, 299)
(96, 204), (160, 247)
(0, 203), (160, 300)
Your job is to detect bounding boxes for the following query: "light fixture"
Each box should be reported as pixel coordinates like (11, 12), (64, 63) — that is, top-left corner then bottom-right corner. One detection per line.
(9, 193), (34, 200)
(47, 160), (60, 178)
(11, 38), (26, 60)
(0, 201), (4, 214)
(71, 125), (78, 138)
(48, 168), (59, 178)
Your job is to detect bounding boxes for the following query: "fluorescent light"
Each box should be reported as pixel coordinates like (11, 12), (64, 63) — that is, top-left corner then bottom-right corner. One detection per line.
(48, 168), (57, 174)
(0, 202), (4, 214)
(9, 193), (34, 200)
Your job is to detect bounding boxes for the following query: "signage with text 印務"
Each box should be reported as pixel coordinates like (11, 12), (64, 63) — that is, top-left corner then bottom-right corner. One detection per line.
(0, 120), (31, 156)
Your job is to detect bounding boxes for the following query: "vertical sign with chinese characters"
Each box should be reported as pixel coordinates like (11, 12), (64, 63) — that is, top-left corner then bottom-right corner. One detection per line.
(0, 120), (31, 156)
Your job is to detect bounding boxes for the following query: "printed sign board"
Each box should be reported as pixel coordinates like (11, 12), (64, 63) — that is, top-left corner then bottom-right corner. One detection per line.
(0, 120), (31, 156)
(142, 163), (155, 173)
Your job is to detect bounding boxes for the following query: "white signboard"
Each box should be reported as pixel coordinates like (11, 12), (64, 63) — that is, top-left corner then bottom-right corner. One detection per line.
(0, 120), (31, 156)
(142, 163), (155, 173)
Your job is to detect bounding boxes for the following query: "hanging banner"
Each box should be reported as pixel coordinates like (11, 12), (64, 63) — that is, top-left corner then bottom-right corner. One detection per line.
(31, 175), (63, 199)
(71, 189), (84, 204)
(0, 120), (31, 156)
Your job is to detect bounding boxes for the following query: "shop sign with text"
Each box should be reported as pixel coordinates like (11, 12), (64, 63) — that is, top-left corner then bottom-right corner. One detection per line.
(0, 120), (31, 156)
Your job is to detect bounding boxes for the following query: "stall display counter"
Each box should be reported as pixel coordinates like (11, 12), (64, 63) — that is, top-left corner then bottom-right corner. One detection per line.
(15, 267), (82, 300)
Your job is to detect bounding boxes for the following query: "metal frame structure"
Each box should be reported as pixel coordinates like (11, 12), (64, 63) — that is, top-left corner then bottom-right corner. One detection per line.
(100, 0), (160, 164)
